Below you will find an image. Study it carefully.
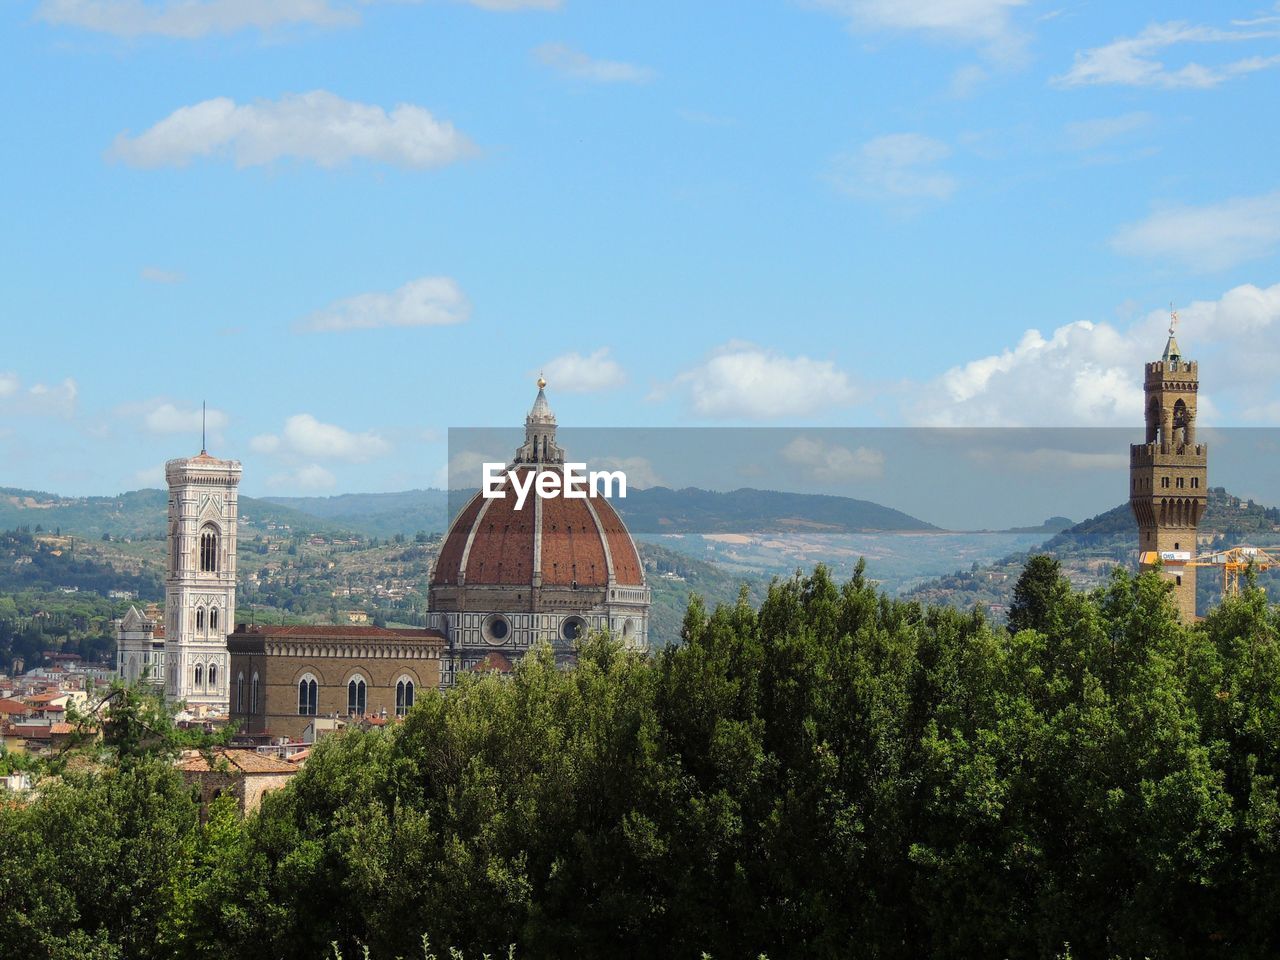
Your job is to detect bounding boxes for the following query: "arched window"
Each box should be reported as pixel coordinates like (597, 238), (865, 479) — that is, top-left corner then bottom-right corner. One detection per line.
(298, 675), (318, 716)
(209, 607), (219, 632)
(347, 677), (367, 716)
(208, 663), (217, 690)
(396, 678), (415, 717)
(199, 525), (219, 573)
(251, 672), (260, 713)
(194, 662), (203, 689)
(196, 607), (205, 631)
(236, 672), (245, 712)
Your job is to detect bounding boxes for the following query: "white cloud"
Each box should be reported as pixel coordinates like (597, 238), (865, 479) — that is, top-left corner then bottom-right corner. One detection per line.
(593, 456), (663, 489)
(141, 266), (185, 283)
(1063, 112), (1153, 151)
(110, 91), (477, 170)
(948, 64), (989, 98)
(3, 378), (80, 418)
(297, 276), (471, 332)
(1111, 191), (1280, 272)
(255, 414), (390, 463)
(540, 348), (627, 393)
(37, 0), (558, 38)
(36, 0), (357, 37)
(782, 437), (885, 482)
(143, 402), (229, 435)
(250, 434), (282, 455)
(812, 0), (1030, 60)
(667, 342), (858, 419)
(910, 284), (1280, 426)
(534, 43), (655, 83)
(268, 464), (337, 492)
(914, 322), (1144, 426)
(830, 133), (956, 203)
(1053, 20), (1280, 89)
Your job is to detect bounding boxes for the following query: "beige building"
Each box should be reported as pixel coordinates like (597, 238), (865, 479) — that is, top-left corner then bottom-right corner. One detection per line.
(1131, 322), (1207, 621)
(227, 624), (444, 741)
(177, 748), (299, 816)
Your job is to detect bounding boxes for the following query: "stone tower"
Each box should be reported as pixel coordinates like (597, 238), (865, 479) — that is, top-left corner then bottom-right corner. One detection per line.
(1130, 320), (1207, 621)
(164, 447), (241, 714)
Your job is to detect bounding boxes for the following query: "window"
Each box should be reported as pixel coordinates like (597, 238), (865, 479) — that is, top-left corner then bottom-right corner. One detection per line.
(208, 663), (217, 690)
(483, 614), (511, 644)
(396, 678), (415, 717)
(298, 676), (318, 716)
(196, 607), (205, 631)
(1176, 477), (1185, 489)
(210, 607), (219, 632)
(1161, 476), (1171, 489)
(236, 672), (245, 712)
(194, 663), (203, 689)
(1192, 477), (1200, 489)
(561, 616), (587, 642)
(347, 677), (367, 716)
(199, 525), (219, 573)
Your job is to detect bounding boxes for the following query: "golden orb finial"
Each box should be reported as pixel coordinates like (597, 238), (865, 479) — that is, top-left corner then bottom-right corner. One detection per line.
(537, 373), (546, 389)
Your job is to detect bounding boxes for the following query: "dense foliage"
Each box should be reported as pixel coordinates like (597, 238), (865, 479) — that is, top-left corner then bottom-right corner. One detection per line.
(4, 560), (1280, 959)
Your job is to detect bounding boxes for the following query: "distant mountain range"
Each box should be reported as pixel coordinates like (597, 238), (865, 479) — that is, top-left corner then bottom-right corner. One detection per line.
(263, 486), (940, 538)
(0, 484), (940, 543)
(906, 487), (1280, 613)
(0, 488), (335, 540)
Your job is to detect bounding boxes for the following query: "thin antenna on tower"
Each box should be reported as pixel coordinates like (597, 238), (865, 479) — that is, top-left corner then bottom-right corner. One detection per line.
(201, 401), (207, 454)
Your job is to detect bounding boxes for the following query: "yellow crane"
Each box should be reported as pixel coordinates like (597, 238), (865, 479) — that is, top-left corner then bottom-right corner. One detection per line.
(1144, 545), (1278, 598)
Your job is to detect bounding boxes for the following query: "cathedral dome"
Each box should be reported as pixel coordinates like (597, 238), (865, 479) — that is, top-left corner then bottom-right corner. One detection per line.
(426, 378), (651, 682)
(431, 465), (644, 589)
(431, 378), (643, 590)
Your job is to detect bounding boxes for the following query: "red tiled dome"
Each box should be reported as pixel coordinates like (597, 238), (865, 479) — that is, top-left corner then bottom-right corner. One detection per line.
(432, 466), (644, 589)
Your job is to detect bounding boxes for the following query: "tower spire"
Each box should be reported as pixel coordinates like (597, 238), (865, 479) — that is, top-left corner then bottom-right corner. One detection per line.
(201, 400), (207, 455)
(1162, 304), (1182, 363)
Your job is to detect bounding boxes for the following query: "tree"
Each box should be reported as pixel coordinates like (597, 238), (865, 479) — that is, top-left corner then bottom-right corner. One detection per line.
(1007, 554), (1070, 635)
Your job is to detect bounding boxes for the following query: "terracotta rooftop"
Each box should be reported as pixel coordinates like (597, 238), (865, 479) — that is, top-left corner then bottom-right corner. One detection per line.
(231, 624), (444, 640)
(433, 468), (645, 589)
(176, 748), (299, 775)
(0, 700), (28, 716)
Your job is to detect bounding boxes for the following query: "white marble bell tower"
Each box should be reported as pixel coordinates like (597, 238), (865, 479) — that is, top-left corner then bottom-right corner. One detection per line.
(164, 446), (241, 715)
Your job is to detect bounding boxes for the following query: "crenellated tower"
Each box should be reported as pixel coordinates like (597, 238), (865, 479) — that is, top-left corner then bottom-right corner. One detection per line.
(1130, 318), (1207, 621)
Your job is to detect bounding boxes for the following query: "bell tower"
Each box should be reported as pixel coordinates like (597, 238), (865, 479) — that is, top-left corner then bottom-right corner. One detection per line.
(164, 445), (241, 715)
(1130, 315), (1207, 621)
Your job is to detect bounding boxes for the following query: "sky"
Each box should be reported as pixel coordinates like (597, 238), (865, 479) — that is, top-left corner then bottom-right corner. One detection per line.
(2, 0), (1279, 500)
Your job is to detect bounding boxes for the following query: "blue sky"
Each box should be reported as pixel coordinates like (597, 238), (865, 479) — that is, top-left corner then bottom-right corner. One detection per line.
(2, 0), (1279, 498)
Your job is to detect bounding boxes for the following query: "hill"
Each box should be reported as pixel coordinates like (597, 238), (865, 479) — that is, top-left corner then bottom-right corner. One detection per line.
(263, 489), (450, 540)
(906, 487), (1280, 615)
(268, 485), (938, 539)
(617, 486), (938, 533)
(0, 487), (355, 541)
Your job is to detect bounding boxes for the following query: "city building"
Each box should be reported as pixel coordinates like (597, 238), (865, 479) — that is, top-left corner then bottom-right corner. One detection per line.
(177, 747), (299, 816)
(428, 378), (651, 683)
(227, 623), (444, 741)
(114, 603), (166, 688)
(1131, 320), (1207, 621)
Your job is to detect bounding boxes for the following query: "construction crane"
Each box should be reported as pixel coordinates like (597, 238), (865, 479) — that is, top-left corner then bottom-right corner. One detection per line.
(1142, 545), (1277, 598)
